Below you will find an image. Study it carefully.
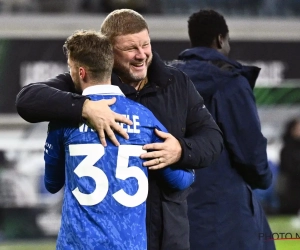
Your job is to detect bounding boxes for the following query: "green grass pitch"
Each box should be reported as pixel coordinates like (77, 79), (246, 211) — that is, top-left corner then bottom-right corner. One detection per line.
(1, 216), (300, 249)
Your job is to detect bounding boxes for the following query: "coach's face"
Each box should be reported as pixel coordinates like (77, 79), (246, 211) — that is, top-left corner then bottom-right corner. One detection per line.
(68, 57), (81, 92)
(112, 29), (152, 87)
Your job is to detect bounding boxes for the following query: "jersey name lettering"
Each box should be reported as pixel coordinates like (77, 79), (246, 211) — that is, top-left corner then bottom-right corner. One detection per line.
(78, 115), (140, 134)
(118, 115), (140, 133)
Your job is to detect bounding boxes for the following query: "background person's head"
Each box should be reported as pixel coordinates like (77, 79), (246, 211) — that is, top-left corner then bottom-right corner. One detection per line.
(100, 9), (152, 86)
(188, 9), (230, 56)
(63, 30), (114, 91)
(282, 117), (300, 143)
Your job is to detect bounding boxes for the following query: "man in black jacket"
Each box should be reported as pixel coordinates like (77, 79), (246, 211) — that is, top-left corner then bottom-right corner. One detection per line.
(16, 9), (223, 250)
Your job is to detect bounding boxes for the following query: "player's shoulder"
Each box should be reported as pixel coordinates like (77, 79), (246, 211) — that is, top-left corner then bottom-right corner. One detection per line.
(48, 121), (81, 138)
(118, 96), (151, 112)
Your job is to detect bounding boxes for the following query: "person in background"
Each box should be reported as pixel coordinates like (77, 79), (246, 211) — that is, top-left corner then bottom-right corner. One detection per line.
(45, 29), (194, 249)
(16, 9), (223, 250)
(279, 117), (300, 214)
(169, 9), (275, 250)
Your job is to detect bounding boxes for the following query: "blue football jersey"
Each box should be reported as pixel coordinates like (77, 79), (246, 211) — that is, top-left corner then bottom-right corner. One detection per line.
(44, 86), (163, 250)
(44, 85), (194, 250)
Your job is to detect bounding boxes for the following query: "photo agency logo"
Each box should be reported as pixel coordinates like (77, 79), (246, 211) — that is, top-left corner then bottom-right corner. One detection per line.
(259, 232), (300, 241)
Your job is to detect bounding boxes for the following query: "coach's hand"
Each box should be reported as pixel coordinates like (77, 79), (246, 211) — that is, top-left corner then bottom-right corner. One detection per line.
(82, 98), (132, 146)
(141, 129), (182, 170)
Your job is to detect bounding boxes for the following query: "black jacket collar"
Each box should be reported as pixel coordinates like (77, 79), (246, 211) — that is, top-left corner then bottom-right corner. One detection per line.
(148, 51), (172, 87)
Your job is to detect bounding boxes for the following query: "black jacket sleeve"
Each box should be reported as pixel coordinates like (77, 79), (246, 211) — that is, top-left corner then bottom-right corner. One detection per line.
(15, 73), (88, 123)
(177, 78), (224, 168)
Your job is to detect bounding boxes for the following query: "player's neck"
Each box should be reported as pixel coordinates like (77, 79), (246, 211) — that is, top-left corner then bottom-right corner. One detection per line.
(81, 81), (112, 91)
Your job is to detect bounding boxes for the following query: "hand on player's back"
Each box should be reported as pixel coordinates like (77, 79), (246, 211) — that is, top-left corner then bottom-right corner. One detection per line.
(141, 129), (182, 170)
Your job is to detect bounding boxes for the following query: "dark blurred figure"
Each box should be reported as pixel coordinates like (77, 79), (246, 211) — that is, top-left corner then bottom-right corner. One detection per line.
(279, 117), (300, 214)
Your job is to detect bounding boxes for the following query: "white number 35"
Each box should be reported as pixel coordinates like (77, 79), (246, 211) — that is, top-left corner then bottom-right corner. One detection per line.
(69, 144), (148, 208)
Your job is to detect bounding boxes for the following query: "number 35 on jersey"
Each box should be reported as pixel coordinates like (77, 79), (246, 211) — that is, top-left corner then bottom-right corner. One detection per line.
(69, 144), (148, 208)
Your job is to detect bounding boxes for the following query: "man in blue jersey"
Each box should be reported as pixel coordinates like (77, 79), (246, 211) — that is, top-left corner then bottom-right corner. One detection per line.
(44, 30), (194, 250)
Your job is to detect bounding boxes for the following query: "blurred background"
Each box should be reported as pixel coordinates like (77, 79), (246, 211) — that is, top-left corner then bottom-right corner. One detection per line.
(0, 0), (300, 249)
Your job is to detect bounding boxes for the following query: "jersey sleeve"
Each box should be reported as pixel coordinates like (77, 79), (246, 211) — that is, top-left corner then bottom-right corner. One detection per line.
(160, 167), (195, 190)
(150, 112), (195, 190)
(44, 122), (65, 193)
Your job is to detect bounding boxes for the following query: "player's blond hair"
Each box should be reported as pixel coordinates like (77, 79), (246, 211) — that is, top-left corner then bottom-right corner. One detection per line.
(63, 30), (113, 81)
